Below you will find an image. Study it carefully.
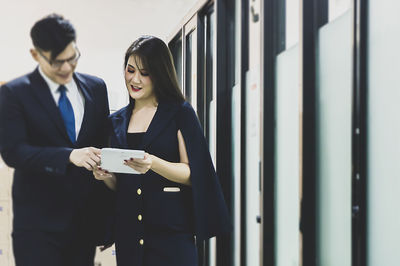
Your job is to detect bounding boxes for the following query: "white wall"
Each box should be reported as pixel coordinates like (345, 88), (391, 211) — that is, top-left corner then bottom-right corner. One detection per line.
(0, 0), (197, 110)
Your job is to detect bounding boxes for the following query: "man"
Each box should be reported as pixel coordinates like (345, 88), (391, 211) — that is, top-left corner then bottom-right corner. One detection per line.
(0, 14), (114, 266)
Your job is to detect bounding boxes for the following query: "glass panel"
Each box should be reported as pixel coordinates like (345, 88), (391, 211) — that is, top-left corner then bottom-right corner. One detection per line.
(274, 0), (300, 264)
(316, 10), (352, 266)
(285, 0), (300, 49)
(329, 0), (352, 22)
(185, 32), (193, 104)
(207, 10), (217, 266)
(170, 35), (183, 89)
(232, 0), (242, 265)
(367, 0), (400, 265)
(205, 11), (215, 142)
(274, 44), (300, 266)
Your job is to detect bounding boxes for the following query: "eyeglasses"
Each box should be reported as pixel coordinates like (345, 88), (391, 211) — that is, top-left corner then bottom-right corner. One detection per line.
(38, 48), (81, 69)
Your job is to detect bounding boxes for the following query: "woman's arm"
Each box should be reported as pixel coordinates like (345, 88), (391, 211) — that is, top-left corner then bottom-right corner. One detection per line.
(124, 130), (191, 186)
(93, 165), (117, 191)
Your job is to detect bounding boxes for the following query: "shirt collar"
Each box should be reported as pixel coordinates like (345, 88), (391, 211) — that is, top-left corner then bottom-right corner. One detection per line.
(38, 66), (74, 94)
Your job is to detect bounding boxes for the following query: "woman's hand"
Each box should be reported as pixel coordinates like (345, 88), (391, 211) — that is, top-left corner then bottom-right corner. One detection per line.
(92, 165), (117, 191)
(92, 165), (115, 180)
(124, 152), (153, 174)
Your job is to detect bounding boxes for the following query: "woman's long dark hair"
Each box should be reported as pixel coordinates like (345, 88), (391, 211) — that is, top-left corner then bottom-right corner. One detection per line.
(124, 35), (185, 104)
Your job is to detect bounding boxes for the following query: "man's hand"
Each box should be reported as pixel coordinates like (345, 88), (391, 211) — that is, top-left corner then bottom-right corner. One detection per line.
(69, 147), (101, 170)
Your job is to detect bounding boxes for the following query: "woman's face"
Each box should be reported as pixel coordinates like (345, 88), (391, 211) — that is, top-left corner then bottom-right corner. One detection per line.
(125, 56), (155, 102)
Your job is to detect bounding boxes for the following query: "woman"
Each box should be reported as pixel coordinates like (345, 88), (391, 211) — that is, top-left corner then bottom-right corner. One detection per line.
(93, 35), (230, 266)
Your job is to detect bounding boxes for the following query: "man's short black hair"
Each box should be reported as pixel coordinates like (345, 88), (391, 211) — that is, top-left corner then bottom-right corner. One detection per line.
(30, 13), (76, 60)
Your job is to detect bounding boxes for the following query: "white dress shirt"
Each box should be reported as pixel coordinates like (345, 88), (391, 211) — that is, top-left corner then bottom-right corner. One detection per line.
(38, 67), (85, 141)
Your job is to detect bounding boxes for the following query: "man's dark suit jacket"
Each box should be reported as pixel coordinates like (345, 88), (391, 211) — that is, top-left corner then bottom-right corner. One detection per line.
(0, 68), (114, 245)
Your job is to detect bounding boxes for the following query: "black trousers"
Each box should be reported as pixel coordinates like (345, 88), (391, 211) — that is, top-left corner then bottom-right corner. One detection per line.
(12, 229), (96, 266)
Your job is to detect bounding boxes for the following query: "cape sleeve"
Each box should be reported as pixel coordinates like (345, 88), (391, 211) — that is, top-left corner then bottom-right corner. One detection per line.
(177, 102), (231, 242)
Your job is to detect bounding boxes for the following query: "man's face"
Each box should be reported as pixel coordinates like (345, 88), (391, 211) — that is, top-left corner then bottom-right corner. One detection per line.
(31, 41), (79, 85)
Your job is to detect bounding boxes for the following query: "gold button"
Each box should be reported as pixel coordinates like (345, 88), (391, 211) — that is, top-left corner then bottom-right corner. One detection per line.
(139, 239), (144, 245)
(137, 188), (142, 195)
(138, 214), (142, 221)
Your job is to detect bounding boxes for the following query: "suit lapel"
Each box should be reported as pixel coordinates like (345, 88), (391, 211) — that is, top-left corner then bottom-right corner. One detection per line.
(111, 105), (132, 149)
(111, 101), (179, 150)
(140, 102), (179, 150)
(74, 73), (94, 145)
(29, 68), (71, 143)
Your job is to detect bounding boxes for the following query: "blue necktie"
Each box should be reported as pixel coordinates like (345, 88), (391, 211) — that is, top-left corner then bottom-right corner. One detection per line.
(58, 85), (76, 143)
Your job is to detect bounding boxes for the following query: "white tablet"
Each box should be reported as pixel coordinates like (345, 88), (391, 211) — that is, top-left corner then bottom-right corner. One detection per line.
(100, 148), (145, 174)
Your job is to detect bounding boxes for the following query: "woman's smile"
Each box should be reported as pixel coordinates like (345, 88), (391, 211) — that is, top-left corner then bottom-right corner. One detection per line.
(131, 85), (142, 92)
